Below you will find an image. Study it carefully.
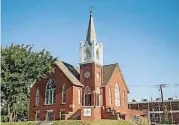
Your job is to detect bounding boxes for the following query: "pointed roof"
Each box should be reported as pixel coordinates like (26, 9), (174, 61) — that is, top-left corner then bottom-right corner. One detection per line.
(102, 64), (130, 93)
(86, 10), (96, 42)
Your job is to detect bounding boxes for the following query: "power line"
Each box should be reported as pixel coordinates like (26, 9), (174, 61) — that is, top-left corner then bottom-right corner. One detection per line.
(128, 84), (179, 88)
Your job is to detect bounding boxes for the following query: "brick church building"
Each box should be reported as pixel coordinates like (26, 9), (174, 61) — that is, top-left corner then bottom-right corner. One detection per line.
(29, 10), (142, 121)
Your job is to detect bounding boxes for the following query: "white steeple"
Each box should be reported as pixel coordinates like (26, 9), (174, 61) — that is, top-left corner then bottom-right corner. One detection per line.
(86, 10), (96, 43)
(79, 10), (103, 65)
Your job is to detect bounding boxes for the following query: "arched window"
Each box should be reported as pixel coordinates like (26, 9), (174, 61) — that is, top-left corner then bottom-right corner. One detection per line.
(62, 84), (66, 104)
(45, 79), (56, 104)
(78, 88), (81, 104)
(35, 88), (40, 105)
(85, 48), (91, 60)
(84, 86), (91, 106)
(109, 87), (112, 105)
(115, 83), (120, 106)
(96, 48), (100, 60)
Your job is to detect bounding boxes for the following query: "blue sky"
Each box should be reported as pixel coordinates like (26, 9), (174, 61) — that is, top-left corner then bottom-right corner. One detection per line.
(2, 0), (179, 101)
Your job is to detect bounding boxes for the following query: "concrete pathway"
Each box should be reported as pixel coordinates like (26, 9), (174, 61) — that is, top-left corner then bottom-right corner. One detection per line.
(40, 121), (54, 125)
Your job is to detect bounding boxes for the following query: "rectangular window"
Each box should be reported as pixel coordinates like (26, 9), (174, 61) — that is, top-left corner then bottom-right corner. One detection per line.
(45, 91), (49, 104)
(53, 90), (56, 103)
(123, 91), (125, 107)
(100, 89), (103, 106)
(78, 89), (81, 104)
(109, 87), (112, 105)
(35, 110), (40, 121)
(36, 97), (39, 105)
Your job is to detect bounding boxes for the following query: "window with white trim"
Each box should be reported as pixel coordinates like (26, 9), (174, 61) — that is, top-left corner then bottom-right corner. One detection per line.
(35, 88), (40, 105)
(115, 83), (120, 106)
(45, 79), (56, 104)
(62, 84), (66, 104)
(35, 110), (40, 121)
(109, 87), (112, 105)
(123, 91), (125, 107)
(84, 86), (91, 106)
(78, 88), (81, 104)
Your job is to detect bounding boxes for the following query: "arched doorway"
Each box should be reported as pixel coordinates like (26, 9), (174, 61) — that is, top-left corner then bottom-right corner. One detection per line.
(84, 86), (91, 106)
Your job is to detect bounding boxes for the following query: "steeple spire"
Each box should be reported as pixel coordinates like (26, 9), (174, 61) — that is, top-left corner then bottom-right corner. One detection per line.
(79, 8), (103, 65)
(86, 8), (96, 42)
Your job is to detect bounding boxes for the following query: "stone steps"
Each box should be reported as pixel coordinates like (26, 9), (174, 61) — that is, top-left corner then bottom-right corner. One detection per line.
(68, 109), (81, 120)
(105, 107), (121, 120)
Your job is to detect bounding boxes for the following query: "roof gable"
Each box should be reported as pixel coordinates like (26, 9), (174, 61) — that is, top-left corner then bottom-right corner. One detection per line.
(55, 60), (83, 87)
(115, 65), (129, 93)
(102, 64), (117, 85)
(102, 63), (129, 93)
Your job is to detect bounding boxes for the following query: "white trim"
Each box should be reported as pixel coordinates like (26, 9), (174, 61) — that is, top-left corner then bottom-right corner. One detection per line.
(45, 78), (56, 105)
(84, 86), (92, 106)
(35, 88), (40, 105)
(115, 83), (120, 106)
(78, 88), (81, 104)
(109, 87), (112, 106)
(62, 84), (66, 104)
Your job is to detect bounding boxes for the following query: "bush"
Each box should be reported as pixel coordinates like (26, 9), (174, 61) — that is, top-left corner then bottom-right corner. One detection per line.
(1, 115), (8, 122)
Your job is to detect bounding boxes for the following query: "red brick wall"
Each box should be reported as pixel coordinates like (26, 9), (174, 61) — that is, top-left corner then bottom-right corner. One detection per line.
(80, 63), (102, 106)
(100, 66), (142, 120)
(29, 65), (82, 121)
(104, 66), (128, 110)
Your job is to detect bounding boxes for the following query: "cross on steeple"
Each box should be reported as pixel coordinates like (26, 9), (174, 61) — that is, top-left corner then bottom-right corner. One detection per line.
(90, 5), (94, 15)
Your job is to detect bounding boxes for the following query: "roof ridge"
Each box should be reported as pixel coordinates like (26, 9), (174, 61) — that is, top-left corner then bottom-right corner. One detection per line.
(61, 61), (79, 68)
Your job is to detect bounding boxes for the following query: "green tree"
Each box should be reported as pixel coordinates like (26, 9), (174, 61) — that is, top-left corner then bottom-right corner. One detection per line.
(1, 44), (57, 122)
(162, 104), (169, 124)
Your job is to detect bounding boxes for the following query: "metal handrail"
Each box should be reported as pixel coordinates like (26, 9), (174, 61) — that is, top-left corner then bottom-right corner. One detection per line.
(35, 113), (46, 125)
(38, 113), (46, 121)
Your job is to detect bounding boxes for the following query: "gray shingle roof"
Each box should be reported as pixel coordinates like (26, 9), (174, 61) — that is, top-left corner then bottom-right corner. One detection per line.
(55, 61), (83, 87)
(55, 60), (129, 92)
(102, 64), (117, 85)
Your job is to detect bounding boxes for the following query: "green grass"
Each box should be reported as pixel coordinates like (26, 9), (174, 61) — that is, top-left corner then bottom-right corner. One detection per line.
(53, 120), (134, 125)
(1, 121), (38, 125)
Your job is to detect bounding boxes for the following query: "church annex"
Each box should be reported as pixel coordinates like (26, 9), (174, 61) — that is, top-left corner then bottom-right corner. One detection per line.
(29, 10), (142, 121)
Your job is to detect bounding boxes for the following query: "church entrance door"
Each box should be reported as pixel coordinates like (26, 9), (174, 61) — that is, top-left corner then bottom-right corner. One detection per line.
(85, 94), (91, 106)
(84, 86), (92, 106)
(46, 110), (53, 121)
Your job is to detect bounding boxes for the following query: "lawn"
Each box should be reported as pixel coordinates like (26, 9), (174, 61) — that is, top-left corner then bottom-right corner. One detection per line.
(1, 121), (38, 125)
(1, 120), (134, 125)
(53, 120), (134, 125)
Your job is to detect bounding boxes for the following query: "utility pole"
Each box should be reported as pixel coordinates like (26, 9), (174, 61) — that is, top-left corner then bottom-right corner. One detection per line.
(158, 84), (169, 123)
(159, 84), (165, 110)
